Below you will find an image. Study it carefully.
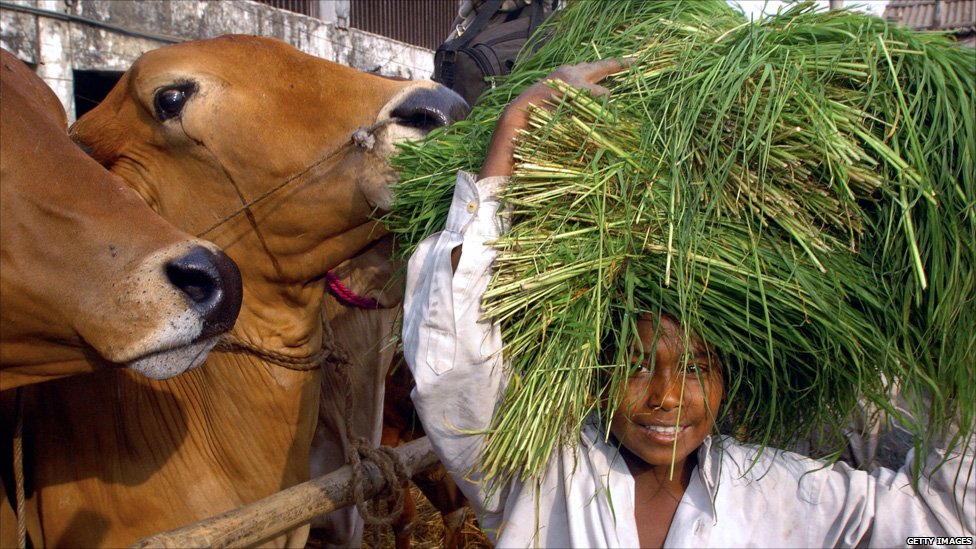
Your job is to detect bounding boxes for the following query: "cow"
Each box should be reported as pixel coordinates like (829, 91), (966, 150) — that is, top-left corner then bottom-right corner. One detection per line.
(310, 238), (470, 549)
(18, 35), (468, 548)
(310, 236), (402, 547)
(0, 47), (242, 549)
(0, 48), (242, 389)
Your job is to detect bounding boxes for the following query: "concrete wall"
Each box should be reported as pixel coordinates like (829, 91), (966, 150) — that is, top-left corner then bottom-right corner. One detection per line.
(0, 0), (435, 122)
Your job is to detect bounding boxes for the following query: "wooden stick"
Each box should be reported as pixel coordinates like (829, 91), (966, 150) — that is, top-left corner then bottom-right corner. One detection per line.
(131, 437), (440, 548)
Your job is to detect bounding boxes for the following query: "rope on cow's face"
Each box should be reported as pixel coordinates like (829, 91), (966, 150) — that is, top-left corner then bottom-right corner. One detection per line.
(200, 120), (394, 365)
(193, 119), (396, 240)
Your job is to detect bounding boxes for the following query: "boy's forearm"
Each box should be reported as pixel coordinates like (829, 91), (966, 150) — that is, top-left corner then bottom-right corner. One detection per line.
(479, 110), (524, 179)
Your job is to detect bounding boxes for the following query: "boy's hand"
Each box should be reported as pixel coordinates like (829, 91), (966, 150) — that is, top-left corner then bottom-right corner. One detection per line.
(479, 58), (632, 179)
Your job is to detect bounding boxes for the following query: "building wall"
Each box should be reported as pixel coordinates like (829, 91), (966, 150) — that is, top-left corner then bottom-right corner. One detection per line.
(0, 0), (437, 122)
(884, 0), (976, 46)
(350, 0), (458, 50)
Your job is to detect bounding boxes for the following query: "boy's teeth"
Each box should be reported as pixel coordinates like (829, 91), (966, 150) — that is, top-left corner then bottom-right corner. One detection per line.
(644, 425), (680, 435)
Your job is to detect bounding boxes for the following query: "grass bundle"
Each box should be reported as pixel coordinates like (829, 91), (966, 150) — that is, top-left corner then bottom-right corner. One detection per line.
(385, 0), (976, 484)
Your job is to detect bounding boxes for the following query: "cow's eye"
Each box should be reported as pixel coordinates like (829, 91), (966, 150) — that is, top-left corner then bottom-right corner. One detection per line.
(154, 84), (195, 121)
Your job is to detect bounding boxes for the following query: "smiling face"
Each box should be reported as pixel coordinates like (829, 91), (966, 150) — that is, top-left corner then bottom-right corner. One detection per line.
(609, 314), (724, 475)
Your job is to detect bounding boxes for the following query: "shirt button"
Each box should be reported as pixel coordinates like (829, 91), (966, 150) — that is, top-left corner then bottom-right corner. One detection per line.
(466, 201), (477, 213)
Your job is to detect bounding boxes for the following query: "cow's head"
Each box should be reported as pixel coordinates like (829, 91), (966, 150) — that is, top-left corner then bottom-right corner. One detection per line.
(0, 49), (243, 389)
(70, 35), (468, 352)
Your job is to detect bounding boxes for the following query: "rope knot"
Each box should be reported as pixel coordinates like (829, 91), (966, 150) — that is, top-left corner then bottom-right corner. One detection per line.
(346, 436), (410, 526)
(331, 355), (410, 526)
(351, 127), (376, 151)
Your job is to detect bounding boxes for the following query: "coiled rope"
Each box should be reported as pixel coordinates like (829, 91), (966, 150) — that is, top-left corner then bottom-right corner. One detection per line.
(213, 298), (409, 528)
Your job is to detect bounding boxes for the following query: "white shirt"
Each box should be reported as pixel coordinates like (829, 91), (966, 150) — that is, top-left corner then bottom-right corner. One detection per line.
(402, 171), (976, 548)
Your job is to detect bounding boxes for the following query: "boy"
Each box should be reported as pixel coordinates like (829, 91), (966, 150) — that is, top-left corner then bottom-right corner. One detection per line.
(401, 61), (975, 548)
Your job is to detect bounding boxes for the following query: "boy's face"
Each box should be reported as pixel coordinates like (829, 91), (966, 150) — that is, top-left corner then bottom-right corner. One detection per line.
(609, 314), (724, 472)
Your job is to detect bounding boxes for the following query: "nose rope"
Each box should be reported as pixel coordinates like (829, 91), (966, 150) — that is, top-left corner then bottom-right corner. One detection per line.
(194, 119), (393, 239)
(196, 120), (397, 308)
(195, 142), (346, 238)
(198, 134), (286, 275)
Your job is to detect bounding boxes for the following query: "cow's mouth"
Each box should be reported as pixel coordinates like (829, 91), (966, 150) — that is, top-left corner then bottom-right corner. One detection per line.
(126, 336), (219, 379)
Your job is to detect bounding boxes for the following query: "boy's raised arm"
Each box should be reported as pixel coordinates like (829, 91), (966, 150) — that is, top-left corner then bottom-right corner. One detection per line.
(401, 58), (630, 521)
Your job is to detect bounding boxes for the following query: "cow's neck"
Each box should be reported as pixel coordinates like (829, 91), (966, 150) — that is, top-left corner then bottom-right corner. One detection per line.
(26, 348), (319, 548)
(230, 281), (328, 362)
(0, 323), (110, 390)
(0, 359), (97, 392)
(213, 216), (384, 361)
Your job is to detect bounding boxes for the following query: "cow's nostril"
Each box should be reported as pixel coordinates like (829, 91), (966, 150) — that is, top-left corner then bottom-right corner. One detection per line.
(393, 107), (448, 133)
(391, 86), (471, 133)
(168, 265), (215, 304)
(166, 247), (243, 337)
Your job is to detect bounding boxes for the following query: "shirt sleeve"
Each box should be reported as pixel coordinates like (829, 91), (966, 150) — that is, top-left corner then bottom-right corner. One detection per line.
(401, 170), (511, 516)
(867, 430), (975, 546)
(817, 427), (976, 547)
(678, 433), (975, 548)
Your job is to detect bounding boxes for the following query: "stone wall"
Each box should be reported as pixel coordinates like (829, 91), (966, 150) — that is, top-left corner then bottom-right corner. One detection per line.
(0, 0), (435, 122)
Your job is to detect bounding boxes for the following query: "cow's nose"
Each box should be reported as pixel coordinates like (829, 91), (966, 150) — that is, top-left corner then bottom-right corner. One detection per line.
(165, 247), (243, 337)
(390, 86), (471, 133)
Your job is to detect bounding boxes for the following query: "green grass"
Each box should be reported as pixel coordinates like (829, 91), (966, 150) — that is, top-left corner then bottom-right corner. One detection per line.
(385, 0), (976, 485)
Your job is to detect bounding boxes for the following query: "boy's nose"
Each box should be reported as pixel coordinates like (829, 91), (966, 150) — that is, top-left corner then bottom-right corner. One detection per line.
(647, 370), (681, 410)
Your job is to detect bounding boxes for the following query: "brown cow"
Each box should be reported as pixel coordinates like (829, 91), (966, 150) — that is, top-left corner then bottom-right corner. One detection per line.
(19, 35), (467, 548)
(0, 49), (242, 389)
(310, 236), (402, 547)
(310, 238), (469, 549)
(0, 48), (242, 548)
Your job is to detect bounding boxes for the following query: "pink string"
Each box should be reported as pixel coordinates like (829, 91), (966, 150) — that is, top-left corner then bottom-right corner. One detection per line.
(325, 271), (380, 309)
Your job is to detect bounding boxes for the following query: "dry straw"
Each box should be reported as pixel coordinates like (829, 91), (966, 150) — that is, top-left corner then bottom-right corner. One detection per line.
(386, 0), (975, 485)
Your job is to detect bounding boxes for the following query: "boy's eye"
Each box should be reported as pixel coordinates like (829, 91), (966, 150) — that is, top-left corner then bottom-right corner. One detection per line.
(684, 363), (709, 375)
(630, 363), (651, 375)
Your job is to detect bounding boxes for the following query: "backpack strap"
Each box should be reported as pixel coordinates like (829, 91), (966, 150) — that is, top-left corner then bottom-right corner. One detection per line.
(442, 0), (505, 53)
(434, 0), (558, 90)
(527, 0), (546, 36)
(435, 0), (504, 88)
(526, 0), (558, 56)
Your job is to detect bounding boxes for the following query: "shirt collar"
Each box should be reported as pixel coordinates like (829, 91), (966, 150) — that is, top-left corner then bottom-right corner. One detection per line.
(583, 414), (723, 514)
(696, 435), (722, 518)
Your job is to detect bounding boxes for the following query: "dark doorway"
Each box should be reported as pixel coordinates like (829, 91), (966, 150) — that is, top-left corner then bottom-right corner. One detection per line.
(73, 70), (123, 119)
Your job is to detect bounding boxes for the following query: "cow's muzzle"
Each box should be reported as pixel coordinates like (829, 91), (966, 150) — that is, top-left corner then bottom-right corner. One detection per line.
(389, 85), (470, 132)
(165, 247), (243, 337)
